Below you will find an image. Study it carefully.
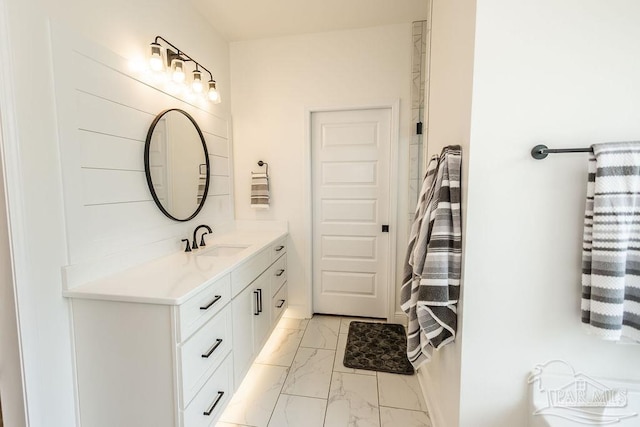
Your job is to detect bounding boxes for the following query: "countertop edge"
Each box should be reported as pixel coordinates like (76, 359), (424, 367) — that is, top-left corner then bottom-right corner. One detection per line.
(63, 230), (287, 305)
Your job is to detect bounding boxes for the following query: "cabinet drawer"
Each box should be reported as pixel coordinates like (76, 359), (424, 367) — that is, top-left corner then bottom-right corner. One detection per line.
(178, 306), (232, 408)
(269, 256), (287, 297)
(177, 274), (231, 342)
(231, 248), (270, 297)
(182, 354), (233, 427)
(271, 236), (287, 262)
(271, 282), (288, 324)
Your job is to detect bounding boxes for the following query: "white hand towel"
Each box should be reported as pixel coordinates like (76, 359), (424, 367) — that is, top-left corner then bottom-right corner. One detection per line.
(251, 172), (270, 209)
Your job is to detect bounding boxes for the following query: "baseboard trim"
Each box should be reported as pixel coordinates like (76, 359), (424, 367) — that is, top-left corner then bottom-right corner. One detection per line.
(283, 304), (311, 319)
(416, 367), (444, 427)
(393, 311), (407, 325)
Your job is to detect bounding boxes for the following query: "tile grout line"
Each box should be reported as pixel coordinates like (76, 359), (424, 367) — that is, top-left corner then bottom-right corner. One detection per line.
(322, 316), (342, 427)
(264, 364), (289, 427)
(264, 318), (310, 427)
(379, 404), (430, 414)
(376, 371), (382, 427)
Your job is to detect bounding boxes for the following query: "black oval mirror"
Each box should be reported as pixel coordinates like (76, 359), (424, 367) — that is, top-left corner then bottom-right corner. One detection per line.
(144, 109), (210, 221)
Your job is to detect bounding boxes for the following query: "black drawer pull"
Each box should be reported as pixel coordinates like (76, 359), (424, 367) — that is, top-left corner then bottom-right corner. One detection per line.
(203, 391), (225, 416)
(254, 290), (260, 315)
(276, 299), (286, 308)
(275, 269), (285, 277)
(275, 245), (285, 252)
(200, 295), (222, 310)
(257, 288), (263, 313)
(201, 338), (223, 358)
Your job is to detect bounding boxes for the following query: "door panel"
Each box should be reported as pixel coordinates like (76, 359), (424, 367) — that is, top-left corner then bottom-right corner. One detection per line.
(321, 236), (376, 260)
(322, 161), (377, 185)
(321, 199), (377, 223)
(312, 108), (391, 318)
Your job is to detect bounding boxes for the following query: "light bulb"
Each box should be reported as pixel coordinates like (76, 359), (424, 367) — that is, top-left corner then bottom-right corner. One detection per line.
(171, 58), (185, 83)
(149, 42), (164, 72)
(207, 80), (221, 104)
(192, 69), (203, 93)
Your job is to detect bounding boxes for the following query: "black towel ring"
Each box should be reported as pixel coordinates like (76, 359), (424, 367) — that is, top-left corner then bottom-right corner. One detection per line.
(257, 160), (269, 175)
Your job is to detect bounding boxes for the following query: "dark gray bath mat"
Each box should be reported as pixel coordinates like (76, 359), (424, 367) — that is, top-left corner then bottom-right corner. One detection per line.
(344, 321), (414, 375)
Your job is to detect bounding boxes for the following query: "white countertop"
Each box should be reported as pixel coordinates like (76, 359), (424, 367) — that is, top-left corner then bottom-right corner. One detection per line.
(63, 229), (287, 305)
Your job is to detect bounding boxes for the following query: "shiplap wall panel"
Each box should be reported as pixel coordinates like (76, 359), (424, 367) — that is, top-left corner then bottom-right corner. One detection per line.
(209, 177), (230, 196)
(210, 155), (230, 176)
(85, 202), (170, 242)
(80, 131), (145, 171)
(197, 195), (234, 222)
(51, 26), (233, 288)
(75, 91), (154, 140)
(204, 133), (230, 157)
(81, 169), (150, 205)
(73, 53), (228, 138)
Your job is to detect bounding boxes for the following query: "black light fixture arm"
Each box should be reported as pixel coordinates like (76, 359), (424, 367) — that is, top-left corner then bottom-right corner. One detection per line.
(154, 35), (215, 81)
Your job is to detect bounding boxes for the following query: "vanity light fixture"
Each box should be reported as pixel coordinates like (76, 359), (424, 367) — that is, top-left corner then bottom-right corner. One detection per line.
(148, 36), (221, 104)
(192, 68), (203, 93)
(207, 80), (220, 104)
(171, 58), (186, 83)
(149, 42), (164, 72)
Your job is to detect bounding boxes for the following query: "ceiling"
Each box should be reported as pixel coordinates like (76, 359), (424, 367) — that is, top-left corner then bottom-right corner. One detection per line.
(189, 0), (429, 42)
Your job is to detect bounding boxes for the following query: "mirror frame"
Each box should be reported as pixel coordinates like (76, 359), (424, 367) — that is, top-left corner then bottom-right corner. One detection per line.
(144, 108), (210, 222)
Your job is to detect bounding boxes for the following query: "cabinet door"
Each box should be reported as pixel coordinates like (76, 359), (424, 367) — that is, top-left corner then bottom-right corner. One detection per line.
(231, 286), (255, 387)
(252, 274), (271, 351)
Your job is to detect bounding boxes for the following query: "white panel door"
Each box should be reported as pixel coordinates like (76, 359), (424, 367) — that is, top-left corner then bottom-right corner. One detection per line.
(312, 108), (391, 318)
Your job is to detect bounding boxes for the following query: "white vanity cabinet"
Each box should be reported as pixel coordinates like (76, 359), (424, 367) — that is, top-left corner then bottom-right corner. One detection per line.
(231, 273), (270, 385)
(67, 230), (288, 427)
(71, 274), (234, 427)
(231, 238), (287, 386)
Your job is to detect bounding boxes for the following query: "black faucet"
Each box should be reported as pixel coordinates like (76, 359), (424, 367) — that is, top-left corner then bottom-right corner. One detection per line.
(193, 224), (212, 250)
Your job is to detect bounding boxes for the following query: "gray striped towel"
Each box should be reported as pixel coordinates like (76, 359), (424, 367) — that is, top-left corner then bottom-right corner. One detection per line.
(251, 172), (270, 208)
(582, 141), (640, 342)
(400, 145), (462, 368)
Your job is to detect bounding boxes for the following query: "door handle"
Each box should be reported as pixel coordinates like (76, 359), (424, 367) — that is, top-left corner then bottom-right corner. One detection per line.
(257, 288), (263, 313)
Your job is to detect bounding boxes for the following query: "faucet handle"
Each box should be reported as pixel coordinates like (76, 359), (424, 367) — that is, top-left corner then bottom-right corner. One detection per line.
(200, 232), (209, 247)
(181, 239), (192, 252)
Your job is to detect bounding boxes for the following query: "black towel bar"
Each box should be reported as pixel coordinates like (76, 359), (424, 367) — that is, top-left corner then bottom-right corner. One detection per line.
(530, 144), (592, 160)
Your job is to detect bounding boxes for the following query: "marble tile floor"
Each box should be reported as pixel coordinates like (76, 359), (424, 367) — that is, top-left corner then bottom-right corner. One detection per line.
(217, 315), (431, 427)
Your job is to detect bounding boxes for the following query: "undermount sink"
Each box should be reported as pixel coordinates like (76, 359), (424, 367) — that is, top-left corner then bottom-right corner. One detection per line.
(197, 244), (250, 257)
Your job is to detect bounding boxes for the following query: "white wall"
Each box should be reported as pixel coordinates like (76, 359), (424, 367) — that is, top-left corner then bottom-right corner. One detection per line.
(230, 24), (412, 318)
(459, 1), (640, 426)
(1, 0), (230, 425)
(419, 1), (476, 425)
(0, 3), (27, 426)
(0, 125), (27, 427)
